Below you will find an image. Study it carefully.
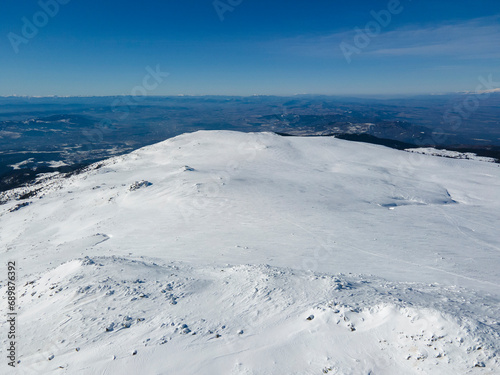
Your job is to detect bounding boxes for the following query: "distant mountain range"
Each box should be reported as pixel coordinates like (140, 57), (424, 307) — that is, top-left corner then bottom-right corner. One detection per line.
(1, 94), (499, 192)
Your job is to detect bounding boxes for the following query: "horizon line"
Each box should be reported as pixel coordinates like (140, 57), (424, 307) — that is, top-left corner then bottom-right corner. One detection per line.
(0, 92), (484, 99)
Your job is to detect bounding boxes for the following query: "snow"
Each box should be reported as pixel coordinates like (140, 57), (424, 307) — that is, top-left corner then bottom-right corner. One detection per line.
(1, 130), (499, 374)
(45, 161), (69, 168)
(405, 148), (497, 163)
(8, 158), (35, 170)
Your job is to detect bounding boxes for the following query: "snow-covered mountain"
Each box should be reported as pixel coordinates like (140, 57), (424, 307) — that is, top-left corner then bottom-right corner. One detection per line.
(405, 148), (497, 163)
(1, 131), (499, 374)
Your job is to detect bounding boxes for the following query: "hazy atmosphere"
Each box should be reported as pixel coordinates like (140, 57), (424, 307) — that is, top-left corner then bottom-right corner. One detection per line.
(2, 0), (500, 96)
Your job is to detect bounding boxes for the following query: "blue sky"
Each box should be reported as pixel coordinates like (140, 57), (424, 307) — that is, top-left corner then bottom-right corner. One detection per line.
(1, 0), (499, 96)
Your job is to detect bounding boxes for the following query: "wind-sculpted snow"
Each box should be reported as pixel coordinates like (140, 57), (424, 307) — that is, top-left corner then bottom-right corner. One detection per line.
(0, 131), (499, 374)
(3, 256), (498, 374)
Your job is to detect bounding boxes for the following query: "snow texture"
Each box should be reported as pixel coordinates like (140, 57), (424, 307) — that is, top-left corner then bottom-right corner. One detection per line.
(1, 131), (499, 374)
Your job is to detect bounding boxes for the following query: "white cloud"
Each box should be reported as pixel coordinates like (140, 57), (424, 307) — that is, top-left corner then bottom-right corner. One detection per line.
(266, 15), (500, 61)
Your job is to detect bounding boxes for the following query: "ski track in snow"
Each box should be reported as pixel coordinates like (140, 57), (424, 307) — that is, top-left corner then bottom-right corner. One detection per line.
(0, 130), (499, 374)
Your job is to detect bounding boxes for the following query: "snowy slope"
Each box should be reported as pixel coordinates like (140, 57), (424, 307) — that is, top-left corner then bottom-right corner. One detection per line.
(1, 131), (499, 374)
(405, 148), (497, 163)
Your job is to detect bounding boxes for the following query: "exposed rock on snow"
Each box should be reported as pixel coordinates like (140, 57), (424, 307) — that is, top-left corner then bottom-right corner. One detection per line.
(129, 180), (153, 191)
(7, 257), (500, 374)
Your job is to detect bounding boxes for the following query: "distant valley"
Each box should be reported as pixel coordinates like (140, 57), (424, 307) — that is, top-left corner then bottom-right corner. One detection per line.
(1, 94), (499, 192)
